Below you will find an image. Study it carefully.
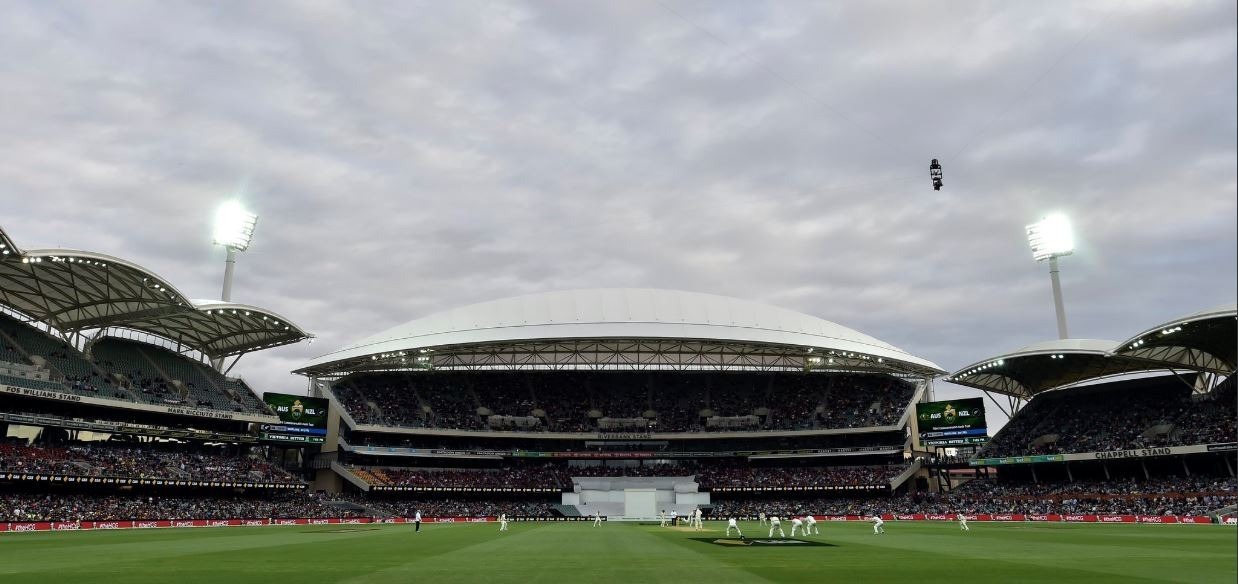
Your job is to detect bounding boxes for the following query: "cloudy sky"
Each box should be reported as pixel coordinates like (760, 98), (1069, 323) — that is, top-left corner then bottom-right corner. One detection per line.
(2, 1), (1234, 427)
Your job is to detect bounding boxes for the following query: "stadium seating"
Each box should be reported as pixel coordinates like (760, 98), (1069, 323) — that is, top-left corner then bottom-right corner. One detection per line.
(0, 314), (268, 415)
(345, 462), (906, 490)
(694, 464), (902, 487)
(91, 338), (267, 413)
(0, 489), (558, 521)
(0, 440), (301, 484)
(0, 492), (352, 521)
(3, 442), (1231, 521)
(371, 467), (563, 489)
(331, 371), (916, 433)
(710, 474), (1237, 517)
(469, 372), (538, 424)
(980, 376), (1237, 458)
(324, 494), (557, 519)
(1, 314), (130, 400)
(902, 475), (1237, 516)
(529, 372), (594, 432)
(332, 374), (431, 427)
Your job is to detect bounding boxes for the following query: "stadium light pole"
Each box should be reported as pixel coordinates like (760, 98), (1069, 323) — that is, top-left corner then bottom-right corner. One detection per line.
(211, 201), (257, 370)
(212, 201), (258, 303)
(1026, 214), (1074, 340)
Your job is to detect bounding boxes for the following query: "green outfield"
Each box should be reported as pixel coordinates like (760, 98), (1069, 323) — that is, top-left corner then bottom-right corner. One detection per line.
(1, 521), (1234, 584)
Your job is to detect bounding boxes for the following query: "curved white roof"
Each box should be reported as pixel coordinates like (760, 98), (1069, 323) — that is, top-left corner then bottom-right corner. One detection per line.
(0, 225), (311, 358)
(948, 338), (1155, 398)
(1111, 303), (1237, 373)
(1113, 303), (1236, 350)
(300, 288), (942, 374)
(1003, 338), (1118, 356)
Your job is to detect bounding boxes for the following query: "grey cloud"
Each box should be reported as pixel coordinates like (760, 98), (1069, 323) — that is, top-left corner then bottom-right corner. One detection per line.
(1, 0), (1234, 429)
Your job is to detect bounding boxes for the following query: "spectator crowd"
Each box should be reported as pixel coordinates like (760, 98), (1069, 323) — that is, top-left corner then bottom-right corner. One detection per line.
(349, 462), (906, 489)
(2, 473), (1231, 522)
(710, 474), (1236, 517)
(331, 372), (917, 433)
(340, 495), (557, 519)
(0, 492), (354, 522)
(0, 441), (300, 484)
(981, 377), (1236, 458)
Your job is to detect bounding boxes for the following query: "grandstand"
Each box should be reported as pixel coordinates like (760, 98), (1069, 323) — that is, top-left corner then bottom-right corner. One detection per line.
(0, 439), (302, 484)
(2, 307), (282, 416)
(291, 288), (938, 519)
(329, 369), (915, 432)
(935, 305), (1237, 524)
(0, 235), (1233, 534)
(0, 226), (310, 419)
(0, 225), (314, 526)
(0, 3), (1234, 580)
(976, 374), (1235, 457)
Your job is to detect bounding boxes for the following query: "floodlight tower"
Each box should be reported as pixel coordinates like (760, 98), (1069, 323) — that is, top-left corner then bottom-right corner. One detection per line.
(1026, 214), (1074, 339)
(212, 201), (258, 303)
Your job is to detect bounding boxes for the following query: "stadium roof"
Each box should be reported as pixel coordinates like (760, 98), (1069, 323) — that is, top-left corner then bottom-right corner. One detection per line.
(296, 288), (943, 377)
(0, 225), (311, 358)
(945, 339), (1155, 399)
(1110, 303), (1236, 374)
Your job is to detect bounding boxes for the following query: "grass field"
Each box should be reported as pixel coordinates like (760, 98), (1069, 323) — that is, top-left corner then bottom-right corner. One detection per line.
(1, 521), (1234, 583)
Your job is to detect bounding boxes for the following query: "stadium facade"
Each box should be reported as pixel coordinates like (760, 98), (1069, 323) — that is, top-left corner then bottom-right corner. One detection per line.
(296, 288), (943, 376)
(294, 289), (940, 519)
(1, 222), (1234, 530)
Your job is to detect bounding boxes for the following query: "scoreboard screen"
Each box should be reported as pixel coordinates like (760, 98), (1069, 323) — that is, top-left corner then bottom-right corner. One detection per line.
(916, 397), (988, 447)
(260, 392), (329, 444)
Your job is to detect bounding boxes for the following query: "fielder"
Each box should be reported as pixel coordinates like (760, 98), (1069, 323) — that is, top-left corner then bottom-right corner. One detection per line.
(758, 511), (767, 526)
(593, 511), (603, 527)
(498, 513), (509, 532)
(659, 510), (668, 527)
(768, 515), (786, 538)
(957, 513), (969, 531)
(789, 517), (804, 537)
(725, 517), (742, 537)
(804, 514), (819, 535)
(693, 508), (704, 530)
(871, 515), (885, 535)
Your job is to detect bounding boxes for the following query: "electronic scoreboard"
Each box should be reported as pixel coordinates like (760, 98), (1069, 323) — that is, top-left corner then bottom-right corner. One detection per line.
(260, 392), (329, 444)
(916, 397), (988, 447)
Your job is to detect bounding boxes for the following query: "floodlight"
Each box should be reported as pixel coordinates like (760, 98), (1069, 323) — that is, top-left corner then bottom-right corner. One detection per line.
(1026, 214), (1074, 261)
(212, 200), (259, 341)
(1025, 214), (1074, 339)
(213, 201), (259, 251)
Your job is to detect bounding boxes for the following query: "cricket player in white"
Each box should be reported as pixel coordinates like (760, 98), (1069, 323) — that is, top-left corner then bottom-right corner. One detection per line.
(957, 513), (969, 531)
(789, 517), (804, 537)
(693, 508), (704, 530)
(593, 511), (603, 527)
(768, 515), (785, 538)
(725, 517), (742, 537)
(758, 512), (767, 526)
(659, 510), (668, 527)
(804, 515), (819, 535)
(871, 515), (885, 535)
(498, 513), (509, 532)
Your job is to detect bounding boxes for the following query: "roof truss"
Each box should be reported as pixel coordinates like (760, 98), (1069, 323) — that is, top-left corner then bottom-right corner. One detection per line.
(0, 226), (310, 359)
(296, 338), (938, 378)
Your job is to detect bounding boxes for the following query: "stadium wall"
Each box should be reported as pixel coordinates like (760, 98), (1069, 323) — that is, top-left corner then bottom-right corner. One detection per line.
(1, 384), (277, 423)
(971, 442), (1237, 466)
(2, 514), (1229, 534)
